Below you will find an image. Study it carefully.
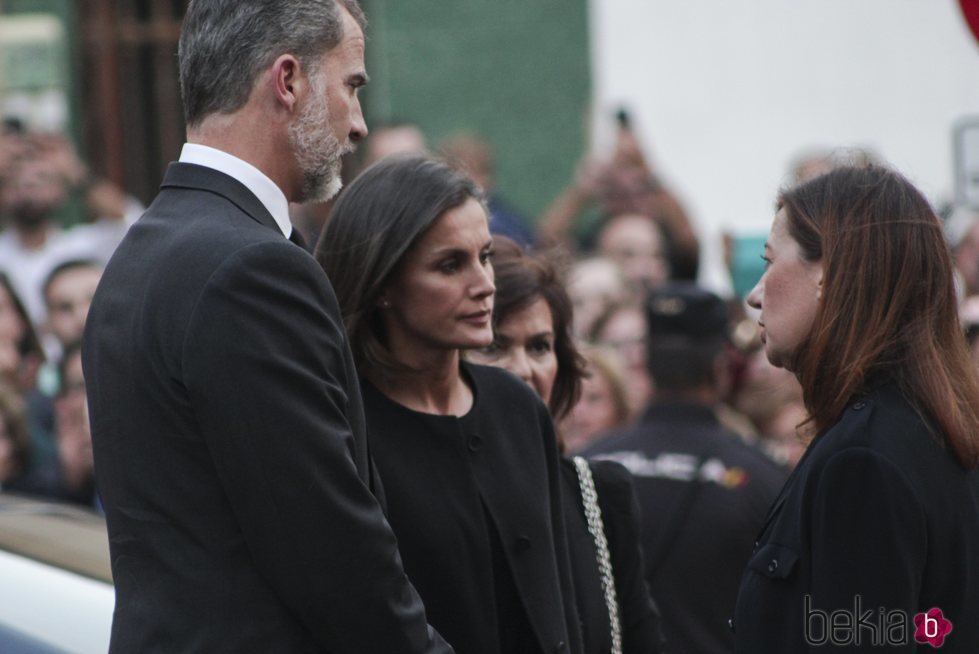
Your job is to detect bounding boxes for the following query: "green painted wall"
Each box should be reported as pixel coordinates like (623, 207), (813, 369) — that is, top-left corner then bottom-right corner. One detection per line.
(362, 0), (591, 224)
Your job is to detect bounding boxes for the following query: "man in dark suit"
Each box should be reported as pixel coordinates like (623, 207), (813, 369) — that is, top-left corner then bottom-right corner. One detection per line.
(82, 1), (452, 651)
(587, 283), (787, 654)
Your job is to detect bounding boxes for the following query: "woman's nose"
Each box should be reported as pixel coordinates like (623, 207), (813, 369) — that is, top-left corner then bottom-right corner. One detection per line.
(746, 279), (763, 310)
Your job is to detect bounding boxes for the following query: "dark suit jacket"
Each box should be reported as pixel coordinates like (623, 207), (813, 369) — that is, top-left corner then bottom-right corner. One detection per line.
(83, 162), (450, 653)
(734, 383), (979, 653)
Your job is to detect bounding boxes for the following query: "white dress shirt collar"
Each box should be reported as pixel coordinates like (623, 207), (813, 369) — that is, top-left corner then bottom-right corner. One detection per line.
(179, 143), (292, 238)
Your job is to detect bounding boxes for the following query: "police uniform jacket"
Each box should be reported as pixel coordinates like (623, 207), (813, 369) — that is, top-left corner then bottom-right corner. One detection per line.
(587, 401), (787, 654)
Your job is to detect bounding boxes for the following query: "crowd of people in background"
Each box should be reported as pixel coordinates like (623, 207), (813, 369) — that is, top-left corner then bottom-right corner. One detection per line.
(3, 60), (979, 654)
(0, 122), (141, 509)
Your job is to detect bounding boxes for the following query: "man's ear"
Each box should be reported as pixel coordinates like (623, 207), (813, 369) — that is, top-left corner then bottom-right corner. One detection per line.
(270, 54), (302, 112)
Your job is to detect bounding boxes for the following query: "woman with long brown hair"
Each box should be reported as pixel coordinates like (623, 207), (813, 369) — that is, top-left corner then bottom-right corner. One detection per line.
(734, 165), (979, 652)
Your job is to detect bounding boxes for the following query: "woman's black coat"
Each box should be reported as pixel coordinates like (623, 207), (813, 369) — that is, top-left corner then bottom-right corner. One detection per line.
(562, 458), (667, 653)
(363, 362), (583, 654)
(734, 383), (979, 653)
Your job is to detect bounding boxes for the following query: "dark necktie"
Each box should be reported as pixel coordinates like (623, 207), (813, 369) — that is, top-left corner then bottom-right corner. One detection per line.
(288, 228), (307, 251)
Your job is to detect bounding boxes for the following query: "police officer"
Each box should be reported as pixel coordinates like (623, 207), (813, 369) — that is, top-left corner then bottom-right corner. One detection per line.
(586, 283), (787, 654)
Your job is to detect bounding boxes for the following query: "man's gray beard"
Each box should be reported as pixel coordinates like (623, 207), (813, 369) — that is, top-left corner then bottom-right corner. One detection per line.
(289, 84), (352, 204)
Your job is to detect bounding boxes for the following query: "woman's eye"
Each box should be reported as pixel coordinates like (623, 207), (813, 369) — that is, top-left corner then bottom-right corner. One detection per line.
(529, 340), (553, 355)
(439, 259), (460, 273)
(478, 342), (501, 357)
(480, 249), (495, 265)
(760, 254), (772, 270)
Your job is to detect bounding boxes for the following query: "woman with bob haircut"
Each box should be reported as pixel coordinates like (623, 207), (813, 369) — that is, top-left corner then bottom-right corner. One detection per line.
(468, 236), (666, 654)
(315, 155), (583, 654)
(562, 345), (632, 454)
(734, 165), (979, 652)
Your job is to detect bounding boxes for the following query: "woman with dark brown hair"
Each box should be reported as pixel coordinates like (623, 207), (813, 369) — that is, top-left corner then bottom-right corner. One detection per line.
(734, 165), (979, 652)
(316, 156), (582, 654)
(469, 236), (666, 654)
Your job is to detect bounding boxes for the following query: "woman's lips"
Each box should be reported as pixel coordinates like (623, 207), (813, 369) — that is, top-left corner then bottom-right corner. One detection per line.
(461, 309), (491, 325)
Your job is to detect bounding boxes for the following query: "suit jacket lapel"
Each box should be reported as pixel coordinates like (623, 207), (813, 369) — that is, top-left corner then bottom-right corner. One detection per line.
(161, 162), (283, 236)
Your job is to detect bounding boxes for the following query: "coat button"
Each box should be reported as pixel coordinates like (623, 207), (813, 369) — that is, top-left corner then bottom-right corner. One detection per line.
(553, 641), (566, 653)
(468, 435), (482, 452)
(728, 618), (736, 633)
(514, 535), (531, 552)
(853, 401), (866, 410)
(767, 559), (778, 573)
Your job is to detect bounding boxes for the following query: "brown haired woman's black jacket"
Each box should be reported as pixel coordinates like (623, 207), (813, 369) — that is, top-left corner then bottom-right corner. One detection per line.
(734, 383), (979, 653)
(362, 362), (583, 654)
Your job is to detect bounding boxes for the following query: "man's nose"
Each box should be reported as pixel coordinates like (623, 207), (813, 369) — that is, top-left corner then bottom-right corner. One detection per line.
(349, 100), (367, 143)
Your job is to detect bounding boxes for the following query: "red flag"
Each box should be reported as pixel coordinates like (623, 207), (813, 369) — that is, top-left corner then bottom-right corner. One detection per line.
(960, 0), (979, 44)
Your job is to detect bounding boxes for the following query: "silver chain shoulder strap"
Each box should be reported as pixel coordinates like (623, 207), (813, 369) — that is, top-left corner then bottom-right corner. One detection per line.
(572, 456), (623, 654)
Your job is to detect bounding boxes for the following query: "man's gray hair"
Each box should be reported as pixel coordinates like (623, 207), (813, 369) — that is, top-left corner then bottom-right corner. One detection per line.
(178, 0), (365, 128)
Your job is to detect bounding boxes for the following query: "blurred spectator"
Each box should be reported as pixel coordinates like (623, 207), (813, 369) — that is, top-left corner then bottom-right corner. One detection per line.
(759, 399), (808, 469)
(0, 274), (44, 397)
(961, 294), (979, 374)
(41, 259), (102, 357)
(0, 384), (30, 491)
(568, 256), (627, 339)
(0, 273), (55, 480)
(537, 112), (699, 279)
(561, 344), (631, 454)
(597, 212), (671, 296)
(32, 259), (103, 397)
(787, 148), (837, 184)
(50, 343), (97, 508)
(440, 132), (535, 248)
(787, 146), (879, 185)
(590, 300), (653, 414)
(586, 283), (788, 654)
(732, 347), (804, 429)
(0, 131), (138, 326)
(945, 206), (979, 299)
(12, 342), (98, 507)
(362, 120), (427, 167)
(729, 340), (810, 468)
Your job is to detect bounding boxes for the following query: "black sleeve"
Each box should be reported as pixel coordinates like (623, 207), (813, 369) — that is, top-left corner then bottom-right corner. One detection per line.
(591, 459), (670, 654)
(183, 240), (451, 653)
(540, 403), (586, 654)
